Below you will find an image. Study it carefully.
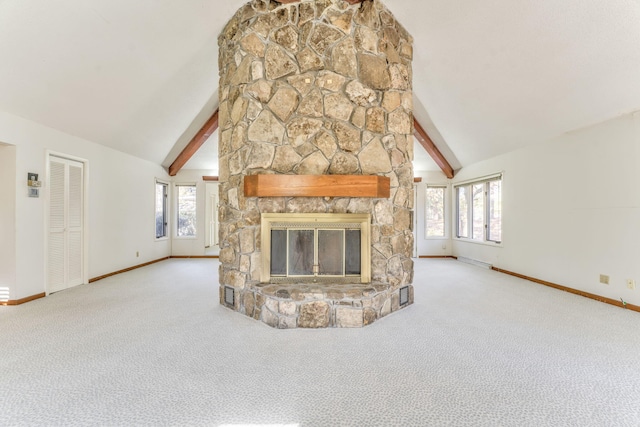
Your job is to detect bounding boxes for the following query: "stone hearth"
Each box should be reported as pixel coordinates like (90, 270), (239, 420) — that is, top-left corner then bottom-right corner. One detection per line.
(218, 0), (415, 328)
(239, 282), (414, 328)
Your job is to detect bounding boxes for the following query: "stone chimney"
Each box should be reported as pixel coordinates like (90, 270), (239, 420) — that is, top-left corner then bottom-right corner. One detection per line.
(217, 0), (414, 328)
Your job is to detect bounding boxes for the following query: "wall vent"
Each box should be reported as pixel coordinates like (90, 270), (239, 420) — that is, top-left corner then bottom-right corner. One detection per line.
(224, 286), (235, 307)
(399, 286), (409, 306)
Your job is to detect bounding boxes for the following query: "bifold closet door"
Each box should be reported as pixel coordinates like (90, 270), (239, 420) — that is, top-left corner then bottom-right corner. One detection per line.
(48, 156), (84, 293)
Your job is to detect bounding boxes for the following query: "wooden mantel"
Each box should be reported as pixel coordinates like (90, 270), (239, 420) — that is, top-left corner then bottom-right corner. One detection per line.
(244, 174), (390, 198)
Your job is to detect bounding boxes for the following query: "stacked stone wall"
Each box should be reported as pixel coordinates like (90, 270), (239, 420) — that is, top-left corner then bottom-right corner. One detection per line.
(218, 0), (414, 320)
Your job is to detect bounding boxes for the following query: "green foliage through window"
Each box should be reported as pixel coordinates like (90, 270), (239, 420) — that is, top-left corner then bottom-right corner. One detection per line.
(177, 185), (197, 237)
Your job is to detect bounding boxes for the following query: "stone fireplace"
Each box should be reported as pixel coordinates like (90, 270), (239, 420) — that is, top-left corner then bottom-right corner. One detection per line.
(218, 0), (415, 328)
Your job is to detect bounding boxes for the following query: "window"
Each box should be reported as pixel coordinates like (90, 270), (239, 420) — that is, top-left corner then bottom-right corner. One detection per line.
(455, 175), (502, 243)
(457, 186), (469, 238)
(155, 181), (168, 239)
(176, 184), (197, 237)
(426, 186), (446, 238)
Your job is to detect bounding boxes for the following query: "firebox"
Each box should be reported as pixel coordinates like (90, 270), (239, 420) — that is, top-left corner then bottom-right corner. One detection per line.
(261, 213), (371, 284)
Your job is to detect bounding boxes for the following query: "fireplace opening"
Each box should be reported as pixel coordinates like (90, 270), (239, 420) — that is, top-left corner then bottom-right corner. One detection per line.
(261, 213), (371, 284)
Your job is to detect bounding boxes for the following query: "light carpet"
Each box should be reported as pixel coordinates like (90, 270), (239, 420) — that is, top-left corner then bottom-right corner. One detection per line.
(1, 258), (639, 426)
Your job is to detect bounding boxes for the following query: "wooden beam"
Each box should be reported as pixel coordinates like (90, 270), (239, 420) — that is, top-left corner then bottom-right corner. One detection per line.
(413, 177), (422, 183)
(413, 119), (455, 179)
(202, 176), (219, 182)
(244, 174), (390, 198)
(168, 110), (219, 176)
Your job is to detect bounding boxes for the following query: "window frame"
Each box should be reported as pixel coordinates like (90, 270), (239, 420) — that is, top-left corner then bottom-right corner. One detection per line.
(155, 180), (169, 240)
(175, 183), (197, 239)
(454, 174), (502, 245)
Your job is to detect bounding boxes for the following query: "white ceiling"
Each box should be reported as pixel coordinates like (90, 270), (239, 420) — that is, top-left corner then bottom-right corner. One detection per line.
(2, 0), (640, 174)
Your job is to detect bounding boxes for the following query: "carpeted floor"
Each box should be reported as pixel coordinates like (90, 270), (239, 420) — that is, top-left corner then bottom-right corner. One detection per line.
(1, 258), (639, 426)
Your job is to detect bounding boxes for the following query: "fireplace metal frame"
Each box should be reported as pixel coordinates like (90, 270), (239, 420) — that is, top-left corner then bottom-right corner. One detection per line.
(260, 213), (371, 284)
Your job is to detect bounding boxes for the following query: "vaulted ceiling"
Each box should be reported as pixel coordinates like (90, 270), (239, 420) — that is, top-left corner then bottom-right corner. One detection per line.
(1, 0), (640, 174)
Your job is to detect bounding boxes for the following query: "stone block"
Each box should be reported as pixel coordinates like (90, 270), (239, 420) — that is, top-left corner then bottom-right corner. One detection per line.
(359, 138), (392, 173)
(262, 307), (279, 328)
(268, 86), (299, 121)
(297, 89), (323, 117)
(272, 145), (302, 173)
(393, 208), (411, 231)
(299, 301), (330, 328)
(241, 32), (266, 57)
(336, 307), (363, 328)
(222, 269), (246, 288)
(329, 152), (359, 175)
(246, 143), (275, 169)
(309, 23), (344, 56)
(271, 24), (299, 52)
(382, 91), (401, 112)
(365, 107), (386, 134)
(333, 121), (360, 152)
(279, 300), (297, 316)
(331, 38), (357, 78)
(287, 117), (323, 147)
(351, 106), (366, 129)
(279, 316), (297, 329)
(265, 297), (279, 313)
(358, 53), (390, 90)
(388, 109), (412, 135)
(381, 298), (391, 317)
(363, 308), (377, 326)
(324, 93), (354, 122)
(297, 47), (324, 73)
(248, 110), (285, 143)
(327, 9), (354, 33)
(246, 79), (274, 103)
(392, 292), (400, 312)
(316, 71), (346, 92)
(287, 73), (316, 95)
(345, 81), (377, 107)
(265, 44), (299, 80)
(239, 254), (251, 273)
(243, 291), (255, 317)
(296, 151), (330, 175)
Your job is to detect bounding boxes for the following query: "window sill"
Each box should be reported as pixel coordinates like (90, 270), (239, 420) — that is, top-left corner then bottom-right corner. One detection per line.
(453, 237), (503, 248)
(155, 237), (169, 242)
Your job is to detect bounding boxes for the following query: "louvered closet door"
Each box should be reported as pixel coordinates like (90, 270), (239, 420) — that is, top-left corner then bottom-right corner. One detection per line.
(48, 156), (84, 293)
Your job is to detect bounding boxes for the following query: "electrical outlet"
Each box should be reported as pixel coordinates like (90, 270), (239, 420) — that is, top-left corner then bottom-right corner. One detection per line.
(627, 279), (636, 290)
(600, 274), (610, 285)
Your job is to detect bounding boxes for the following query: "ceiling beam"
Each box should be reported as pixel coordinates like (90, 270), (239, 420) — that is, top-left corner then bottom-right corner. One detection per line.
(413, 119), (455, 179)
(168, 110), (219, 176)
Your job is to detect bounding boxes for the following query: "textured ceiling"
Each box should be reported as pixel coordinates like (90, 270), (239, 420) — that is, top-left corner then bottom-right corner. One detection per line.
(1, 0), (640, 174)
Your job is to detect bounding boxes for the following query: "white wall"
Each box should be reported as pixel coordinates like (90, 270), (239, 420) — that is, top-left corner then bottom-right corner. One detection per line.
(452, 112), (640, 306)
(0, 144), (17, 300)
(0, 111), (171, 300)
(414, 170), (453, 257)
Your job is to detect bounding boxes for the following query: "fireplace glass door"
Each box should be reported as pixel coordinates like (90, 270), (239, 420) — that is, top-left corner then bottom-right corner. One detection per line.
(270, 228), (361, 279)
(261, 213), (371, 283)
